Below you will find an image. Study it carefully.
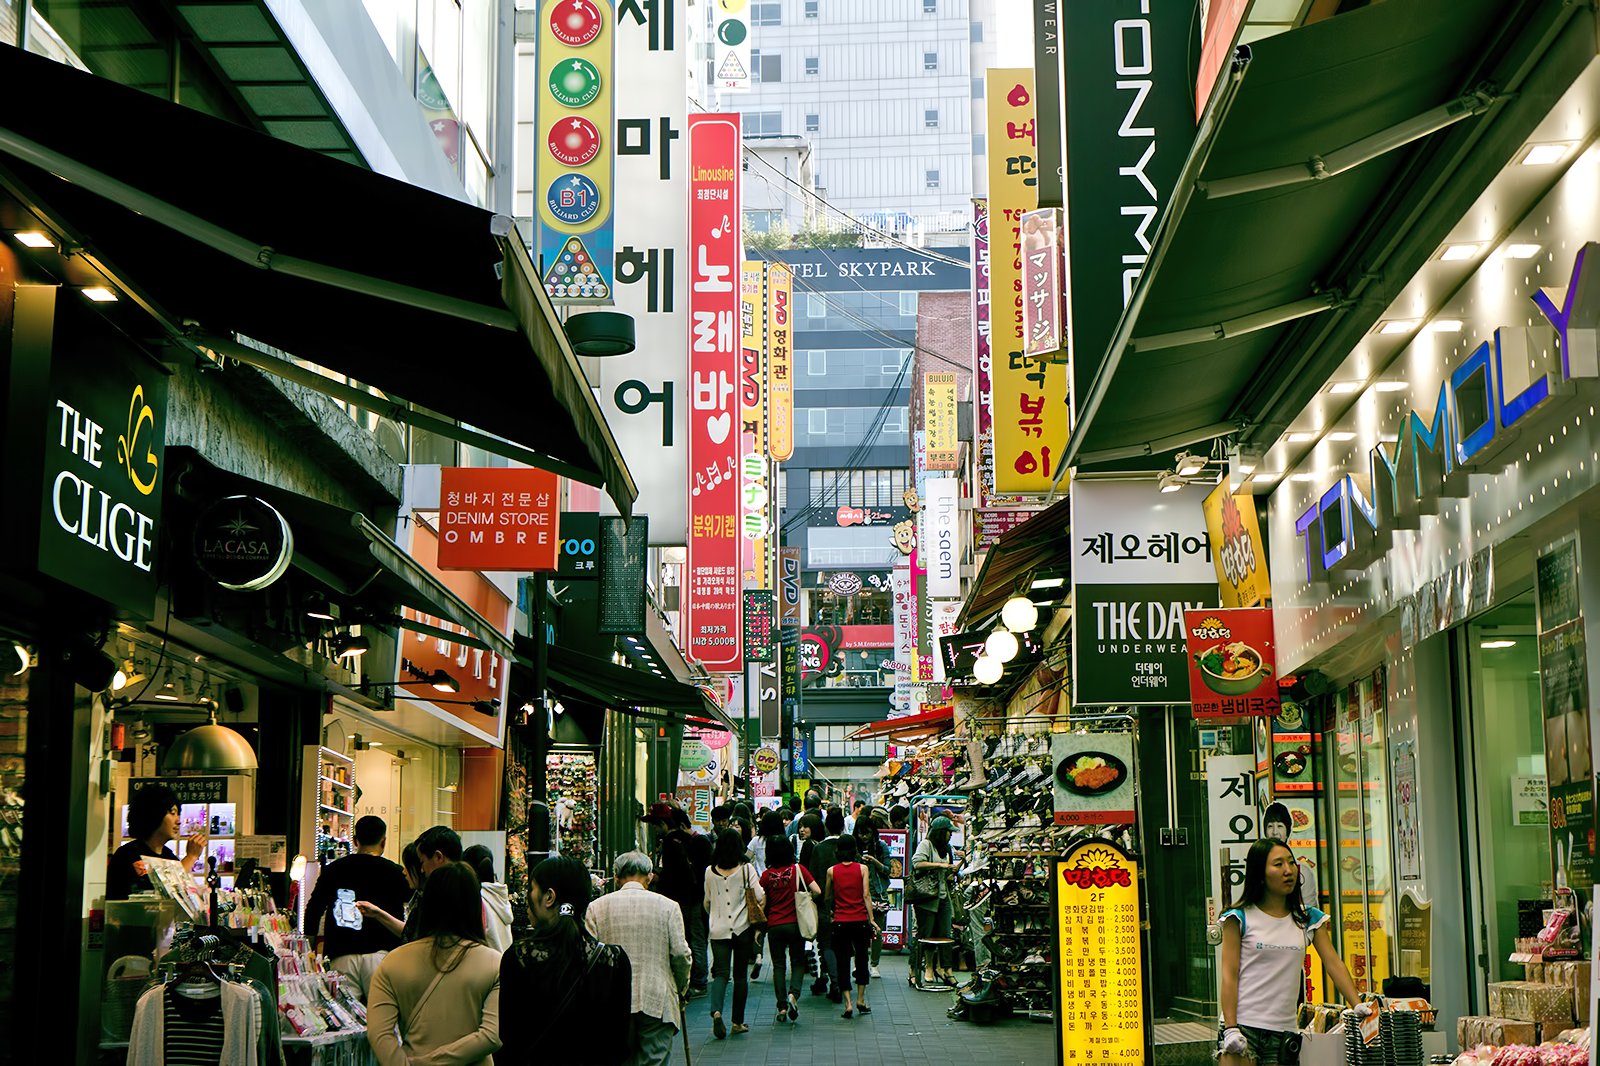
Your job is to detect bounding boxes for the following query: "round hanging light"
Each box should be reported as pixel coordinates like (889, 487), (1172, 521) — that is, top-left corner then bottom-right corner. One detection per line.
(985, 625), (1019, 664)
(162, 709), (258, 771)
(972, 653), (1004, 685)
(1001, 595), (1039, 633)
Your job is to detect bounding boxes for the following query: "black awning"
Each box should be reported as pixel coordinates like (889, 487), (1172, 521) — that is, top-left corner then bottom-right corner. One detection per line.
(958, 496), (1071, 628)
(0, 44), (635, 515)
(1063, 0), (1538, 470)
(538, 644), (735, 732)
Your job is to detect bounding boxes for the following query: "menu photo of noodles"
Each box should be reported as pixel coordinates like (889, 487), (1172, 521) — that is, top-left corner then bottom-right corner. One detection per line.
(1183, 608), (1282, 720)
(1052, 731), (1136, 826)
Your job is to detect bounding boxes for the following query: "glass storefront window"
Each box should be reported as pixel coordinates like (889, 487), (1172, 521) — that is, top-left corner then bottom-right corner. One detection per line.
(806, 588), (889, 626)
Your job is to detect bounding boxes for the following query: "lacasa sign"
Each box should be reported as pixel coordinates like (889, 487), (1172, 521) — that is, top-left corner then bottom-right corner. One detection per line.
(1294, 241), (1599, 580)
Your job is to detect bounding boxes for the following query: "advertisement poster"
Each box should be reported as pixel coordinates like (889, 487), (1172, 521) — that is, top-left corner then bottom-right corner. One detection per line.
(1341, 901), (1390, 995)
(880, 828), (908, 949)
(1020, 207), (1063, 357)
(924, 372), (959, 470)
(685, 113), (743, 671)
(675, 786), (713, 832)
(1538, 539), (1593, 895)
(1393, 740), (1420, 881)
(1398, 890), (1432, 982)
(1513, 776), (1549, 826)
(1207, 755), (1257, 914)
(1053, 840), (1146, 1063)
(766, 262), (793, 461)
(986, 70), (1069, 493)
(1051, 732), (1135, 826)
(1203, 483), (1271, 608)
(1183, 608), (1280, 719)
(739, 261), (769, 587)
(1071, 480), (1218, 705)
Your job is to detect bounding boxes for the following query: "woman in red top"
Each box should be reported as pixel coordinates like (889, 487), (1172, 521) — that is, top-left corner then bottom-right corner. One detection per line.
(824, 835), (877, 1018)
(757, 834), (821, 1024)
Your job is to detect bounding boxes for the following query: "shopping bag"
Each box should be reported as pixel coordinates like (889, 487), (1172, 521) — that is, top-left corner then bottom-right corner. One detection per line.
(793, 866), (819, 939)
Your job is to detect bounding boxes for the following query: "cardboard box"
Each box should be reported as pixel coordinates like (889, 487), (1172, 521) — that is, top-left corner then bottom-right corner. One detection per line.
(1486, 981), (1575, 1026)
(1457, 1016), (1539, 1047)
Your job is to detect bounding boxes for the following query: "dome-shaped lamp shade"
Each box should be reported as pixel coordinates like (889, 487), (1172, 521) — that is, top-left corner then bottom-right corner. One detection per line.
(564, 311), (636, 356)
(972, 653), (1004, 685)
(163, 714), (258, 772)
(1001, 595), (1039, 633)
(985, 626), (1019, 664)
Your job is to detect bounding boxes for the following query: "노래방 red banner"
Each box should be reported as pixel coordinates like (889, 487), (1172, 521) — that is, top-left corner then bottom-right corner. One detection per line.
(686, 113), (743, 672)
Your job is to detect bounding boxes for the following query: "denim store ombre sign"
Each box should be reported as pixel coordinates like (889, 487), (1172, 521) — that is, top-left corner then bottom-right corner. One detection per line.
(1294, 241), (1598, 580)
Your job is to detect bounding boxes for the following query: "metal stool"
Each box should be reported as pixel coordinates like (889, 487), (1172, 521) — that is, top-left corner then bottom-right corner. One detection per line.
(913, 938), (958, 991)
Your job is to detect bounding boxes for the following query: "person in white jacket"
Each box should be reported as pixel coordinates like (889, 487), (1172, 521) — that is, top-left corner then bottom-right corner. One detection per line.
(462, 845), (516, 953)
(704, 829), (764, 1039)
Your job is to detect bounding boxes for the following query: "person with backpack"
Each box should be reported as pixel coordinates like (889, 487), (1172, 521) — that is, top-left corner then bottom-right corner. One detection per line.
(499, 856), (634, 1065)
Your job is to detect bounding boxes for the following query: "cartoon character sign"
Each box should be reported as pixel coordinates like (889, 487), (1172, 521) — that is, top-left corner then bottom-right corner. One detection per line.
(890, 519), (917, 555)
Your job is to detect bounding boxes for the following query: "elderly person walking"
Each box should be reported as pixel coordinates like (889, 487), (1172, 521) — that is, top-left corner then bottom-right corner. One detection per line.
(584, 852), (692, 1066)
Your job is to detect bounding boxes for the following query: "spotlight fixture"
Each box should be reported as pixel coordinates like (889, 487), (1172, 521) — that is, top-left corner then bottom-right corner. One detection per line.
(333, 633), (371, 660)
(972, 653), (1003, 685)
(304, 591), (337, 621)
(153, 670), (180, 701)
(13, 230), (53, 249)
(1030, 577), (1065, 590)
(81, 285), (118, 303)
(1157, 470), (1184, 493)
(429, 670), (460, 693)
(3, 640), (29, 676)
(1001, 595), (1039, 633)
(984, 625), (1019, 664)
(1173, 451), (1206, 477)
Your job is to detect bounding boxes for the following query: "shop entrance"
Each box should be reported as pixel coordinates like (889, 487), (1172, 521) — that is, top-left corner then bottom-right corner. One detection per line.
(1455, 591), (1549, 998)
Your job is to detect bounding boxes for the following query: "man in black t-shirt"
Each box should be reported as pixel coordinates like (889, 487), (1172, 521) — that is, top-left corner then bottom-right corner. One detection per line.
(303, 815), (409, 1001)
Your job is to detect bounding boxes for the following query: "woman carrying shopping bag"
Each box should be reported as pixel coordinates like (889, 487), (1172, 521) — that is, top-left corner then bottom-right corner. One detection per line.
(704, 829), (765, 1039)
(757, 834), (821, 1024)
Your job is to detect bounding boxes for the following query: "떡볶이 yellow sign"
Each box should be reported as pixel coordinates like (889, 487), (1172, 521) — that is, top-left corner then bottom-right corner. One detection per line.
(1055, 839), (1146, 1064)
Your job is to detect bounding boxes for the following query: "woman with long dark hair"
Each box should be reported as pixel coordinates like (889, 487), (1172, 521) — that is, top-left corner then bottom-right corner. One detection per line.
(704, 828), (765, 1039)
(498, 855), (633, 1065)
(909, 815), (959, 985)
(758, 833), (821, 1024)
(366, 862), (501, 1066)
(1219, 839), (1369, 1066)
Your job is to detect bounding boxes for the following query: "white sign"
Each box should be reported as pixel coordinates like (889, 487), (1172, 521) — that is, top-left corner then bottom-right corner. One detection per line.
(1512, 775), (1549, 826)
(924, 477), (960, 599)
(1071, 480), (1217, 584)
(591, 0), (689, 542)
(711, 1), (750, 91)
(1207, 755), (1257, 914)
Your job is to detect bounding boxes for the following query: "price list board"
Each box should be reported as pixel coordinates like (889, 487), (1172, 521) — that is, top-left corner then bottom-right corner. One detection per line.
(1053, 839), (1149, 1065)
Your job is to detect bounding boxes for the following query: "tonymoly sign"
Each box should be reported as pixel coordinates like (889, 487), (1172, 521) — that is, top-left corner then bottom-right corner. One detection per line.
(1294, 241), (1598, 580)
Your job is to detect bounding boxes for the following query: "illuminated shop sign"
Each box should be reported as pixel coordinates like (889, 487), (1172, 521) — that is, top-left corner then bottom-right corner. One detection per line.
(1294, 240), (1597, 580)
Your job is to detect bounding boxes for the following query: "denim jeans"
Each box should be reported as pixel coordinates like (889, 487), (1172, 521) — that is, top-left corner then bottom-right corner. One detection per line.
(709, 928), (755, 1024)
(681, 900), (709, 989)
(766, 922), (807, 1004)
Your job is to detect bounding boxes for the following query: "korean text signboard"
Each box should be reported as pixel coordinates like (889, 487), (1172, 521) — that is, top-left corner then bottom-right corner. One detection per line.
(743, 589), (775, 663)
(437, 467), (560, 571)
(924, 372), (959, 470)
(1183, 608), (1280, 720)
(1536, 538), (1593, 896)
(685, 113), (743, 671)
(739, 261), (769, 587)
(987, 70), (1069, 494)
(1071, 479), (1218, 704)
(1207, 754), (1257, 913)
(766, 263), (794, 461)
(1053, 839), (1147, 1064)
(592, 0), (688, 541)
(1204, 483), (1270, 608)
(1020, 207), (1063, 357)
(535, 0), (616, 302)
(1051, 732), (1135, 825)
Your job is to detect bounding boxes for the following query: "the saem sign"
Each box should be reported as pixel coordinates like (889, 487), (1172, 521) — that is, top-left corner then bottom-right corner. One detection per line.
(1294, 241), (1598, 580)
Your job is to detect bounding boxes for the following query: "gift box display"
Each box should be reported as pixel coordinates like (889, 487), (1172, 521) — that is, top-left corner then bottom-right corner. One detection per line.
(1458, 1017), (1540, 1049)
(1488, 982), (1576, 1028)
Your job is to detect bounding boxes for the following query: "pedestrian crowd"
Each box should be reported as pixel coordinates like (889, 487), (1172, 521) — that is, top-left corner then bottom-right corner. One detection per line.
(292, 790), (904, 1065)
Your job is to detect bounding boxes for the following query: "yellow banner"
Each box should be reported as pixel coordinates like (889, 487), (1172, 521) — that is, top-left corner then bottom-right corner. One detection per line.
(1203, 482), (1271, 607)
(766, 263), (794, 461)
(1055, 841), (1144, 1062)
(741, 262), (769, 586)
(988, 70), (1069, 494)
(925, 372), (959, 470)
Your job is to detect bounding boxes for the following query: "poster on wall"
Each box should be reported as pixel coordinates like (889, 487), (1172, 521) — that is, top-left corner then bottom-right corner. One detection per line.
(1183, 608), (1280, 719)
(1050, 732), (1135, 825)
(1203, 483), (1271, 608)
(1207, 754), (1257, 914)
(880, 827), (908, 949)
(1393, 740), (1421, 881)
(1053, 839), (1147, 1062)
(1537, 538), (1594, 896)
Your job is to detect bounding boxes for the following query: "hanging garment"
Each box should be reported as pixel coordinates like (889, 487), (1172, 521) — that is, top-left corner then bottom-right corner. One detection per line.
(129, 980), (261, 1066)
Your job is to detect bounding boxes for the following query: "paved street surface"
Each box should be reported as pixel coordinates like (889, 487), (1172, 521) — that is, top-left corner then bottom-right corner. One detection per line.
(678, 955), (1057, 1066)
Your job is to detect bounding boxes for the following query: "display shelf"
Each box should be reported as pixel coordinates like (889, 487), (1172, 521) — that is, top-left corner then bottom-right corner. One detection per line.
(318, 804), (352, 815)
(321, 775), (354, 790)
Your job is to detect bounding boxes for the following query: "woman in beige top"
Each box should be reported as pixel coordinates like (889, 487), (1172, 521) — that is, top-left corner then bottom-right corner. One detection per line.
(367, 861), (502, 1066)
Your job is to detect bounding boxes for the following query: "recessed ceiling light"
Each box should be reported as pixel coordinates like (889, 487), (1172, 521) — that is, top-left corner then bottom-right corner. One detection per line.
(1373, 382), (1409, 392)
(13, 230), (53, 249)
(1326, 381), (1363, 395)
(1480, 639), (1517, 649)
(368, 741), (384, 747)
(1430, 319), (1464, 332)
(1285, 432), (1315, 443)
(1030, 577), (1065, 589)
(1378, 320), (1418, 335)
(1504, 243), (1542, 260)
(1519, 142), (1573, 166)
(1326, 432), (1357, 442)
(1438, 243), (1482, 261)
(81, 286), (118, 303)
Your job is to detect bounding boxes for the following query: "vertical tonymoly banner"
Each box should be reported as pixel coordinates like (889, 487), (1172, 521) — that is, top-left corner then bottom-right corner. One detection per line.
(687, 113), (743, 672)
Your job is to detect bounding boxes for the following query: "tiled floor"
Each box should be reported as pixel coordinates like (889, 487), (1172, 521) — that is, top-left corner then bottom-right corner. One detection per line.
(679, 955), (1058, 1066)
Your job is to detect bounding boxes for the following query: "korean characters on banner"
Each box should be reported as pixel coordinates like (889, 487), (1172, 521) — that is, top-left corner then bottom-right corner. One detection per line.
(766, 263), (794, 461)
(436, 467), (560, 571)
(924, 372), (959, 470)
(1070, 479), (1218, 705)
(1052, 839), (1147, 1064)
(1020, 207), (1063, 357)
(739, 261), (770, 586)
(892, 566), (916, 714)
(1207, 754), (1258, 913)
(1203, 482), (1271, 608)
(535, 0), (616, 302)
(929, 600), (962, 683)
(986, 70), (1069, 495)
(591, 0), (688, 541)
(1184, 608), (1280, 720)
(686, 113), (743, 672)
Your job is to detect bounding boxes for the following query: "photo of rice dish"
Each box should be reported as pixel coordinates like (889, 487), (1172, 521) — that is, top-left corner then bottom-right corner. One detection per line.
(1194, 641), (1273, 696)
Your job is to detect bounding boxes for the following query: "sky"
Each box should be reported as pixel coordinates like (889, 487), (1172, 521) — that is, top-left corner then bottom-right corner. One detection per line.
(994, 0), (1035, 69)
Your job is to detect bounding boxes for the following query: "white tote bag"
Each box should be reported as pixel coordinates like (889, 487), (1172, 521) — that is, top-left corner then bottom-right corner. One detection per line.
(792, 865), (819, 939)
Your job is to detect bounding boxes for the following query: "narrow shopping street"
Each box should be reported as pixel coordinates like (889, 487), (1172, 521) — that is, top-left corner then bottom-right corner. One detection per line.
(680, 956), (1056, 1066)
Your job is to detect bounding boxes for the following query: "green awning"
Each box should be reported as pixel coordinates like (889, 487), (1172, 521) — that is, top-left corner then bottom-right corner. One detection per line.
(1063, 0), (1560, 471)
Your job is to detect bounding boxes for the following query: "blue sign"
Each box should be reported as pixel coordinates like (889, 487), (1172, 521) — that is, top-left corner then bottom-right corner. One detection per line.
(547, 173), (602, 225)
(791, 733), (808, 774)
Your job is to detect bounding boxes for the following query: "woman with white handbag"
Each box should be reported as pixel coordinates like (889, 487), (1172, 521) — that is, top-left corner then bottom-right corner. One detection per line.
(756, 834), (821, 1025)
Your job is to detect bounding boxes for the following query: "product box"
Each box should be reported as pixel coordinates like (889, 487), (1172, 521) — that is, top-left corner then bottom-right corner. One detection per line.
(1457, 1016), (1539, 1048)
(1542, 961), (1592, 1024)
(1525, 963), (1545, 983)
(1486, 981), (1575, 1027)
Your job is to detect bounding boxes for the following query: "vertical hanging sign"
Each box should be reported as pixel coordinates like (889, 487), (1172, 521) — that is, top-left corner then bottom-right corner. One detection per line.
(1020, 207), (1064, 357)
(766, 262), (794, 462)
(924, 372), (959, 470)
(686, 113), (743, 672)
(987, 70), (1069, 494)
(536, 0), (616, 302)
(740, 261), (770, 587)
(712, 0), (751, 90)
